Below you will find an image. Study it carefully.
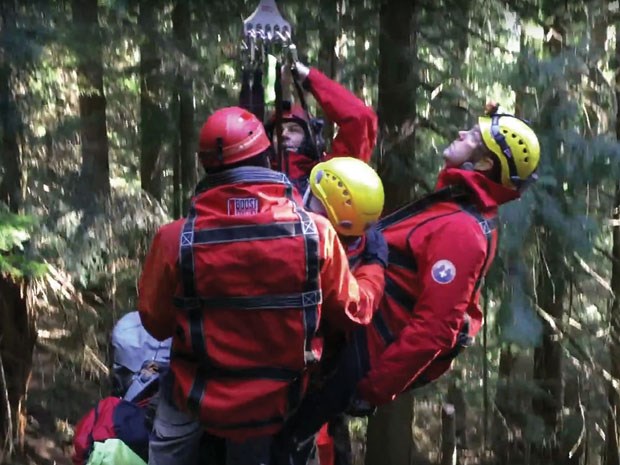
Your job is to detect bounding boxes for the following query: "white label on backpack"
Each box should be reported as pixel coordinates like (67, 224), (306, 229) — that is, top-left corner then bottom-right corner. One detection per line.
(431, 259), (456, 284)
(227, 197), (259, 216)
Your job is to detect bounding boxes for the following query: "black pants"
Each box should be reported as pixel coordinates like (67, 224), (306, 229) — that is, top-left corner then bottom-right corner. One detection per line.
(271, 329), (370, 465)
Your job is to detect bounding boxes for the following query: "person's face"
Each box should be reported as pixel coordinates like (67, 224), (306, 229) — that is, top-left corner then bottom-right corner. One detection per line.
(442, 127), (481, 168)
(273, 121), (306, 151)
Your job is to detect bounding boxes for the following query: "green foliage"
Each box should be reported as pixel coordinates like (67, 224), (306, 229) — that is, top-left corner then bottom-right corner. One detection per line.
(0, 203), (47, 278)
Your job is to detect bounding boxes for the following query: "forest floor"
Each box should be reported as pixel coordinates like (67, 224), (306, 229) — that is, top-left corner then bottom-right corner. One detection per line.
(11, 343), (103, 465)
(7, 303), (480, 465)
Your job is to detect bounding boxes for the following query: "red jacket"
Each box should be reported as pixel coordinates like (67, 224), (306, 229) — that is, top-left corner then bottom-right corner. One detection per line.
(281, 68), (378, 191)
(357, 168), (519, 405)
(138, 167), (384, 439)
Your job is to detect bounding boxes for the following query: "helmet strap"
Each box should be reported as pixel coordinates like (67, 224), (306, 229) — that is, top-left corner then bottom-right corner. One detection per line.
(490, 115), (520, 185)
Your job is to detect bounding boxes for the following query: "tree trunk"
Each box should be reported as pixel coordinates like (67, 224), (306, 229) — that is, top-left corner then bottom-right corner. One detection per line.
(173, 0), (196, 216)
(366, 2), (419, 462)
(0, 2), (21, 213)
(493, 346), (522, 464)
(352, 4), (366, 99)
(605, 20), (620, 462)
(0, 4), (35, 459)
(532, 228), (565, 464)
(441, 404), (457, 465)
(530, 16), (567, 465)
(447, 379), (468, 449)
(365, 392), (416, 465)
(376, 0), (419, 211)
(0, 278), (35, 458)
(72, 0), (110, 200)
(139, 0), (165, 201)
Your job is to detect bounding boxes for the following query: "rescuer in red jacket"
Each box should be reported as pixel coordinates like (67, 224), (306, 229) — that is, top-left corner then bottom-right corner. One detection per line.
(302, 157), (386, 465)
(137, 106), (387, 465)
(267, 61), (378, 194)
(272, 103), (542, 465)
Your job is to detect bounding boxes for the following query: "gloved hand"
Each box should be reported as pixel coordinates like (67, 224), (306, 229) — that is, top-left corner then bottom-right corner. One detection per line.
(291, 61), (310, 81)
(362, 226), (388, 268)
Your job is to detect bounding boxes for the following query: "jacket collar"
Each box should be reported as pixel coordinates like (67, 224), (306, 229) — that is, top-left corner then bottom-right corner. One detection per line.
(195, 166), (291, 194)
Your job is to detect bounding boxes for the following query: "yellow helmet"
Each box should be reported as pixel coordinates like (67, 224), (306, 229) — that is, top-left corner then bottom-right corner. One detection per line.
(478, 107), (540, 190)
(308, 157), (384, 237)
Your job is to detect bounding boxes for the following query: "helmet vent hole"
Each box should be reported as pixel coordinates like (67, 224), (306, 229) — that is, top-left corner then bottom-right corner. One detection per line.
(343, 190), (349, 196)
(249, 131), (253, 135)
(518, 139), (524, 145)
(524, 157), (529, 163)
(338, 181), (343, 187)
(346, 199), (352, 205)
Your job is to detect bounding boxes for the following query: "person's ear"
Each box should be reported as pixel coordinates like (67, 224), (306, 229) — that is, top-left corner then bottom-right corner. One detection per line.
(474, 156), (494, 171)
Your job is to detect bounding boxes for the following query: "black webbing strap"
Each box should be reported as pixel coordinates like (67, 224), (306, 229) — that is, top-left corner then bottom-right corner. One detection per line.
(274, 60), (284, 172)
(252, 67), (265, 122)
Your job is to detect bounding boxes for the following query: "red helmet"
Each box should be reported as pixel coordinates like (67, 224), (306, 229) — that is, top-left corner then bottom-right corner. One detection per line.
(198, 106), (271, 168)
(282, 104), (310, 124)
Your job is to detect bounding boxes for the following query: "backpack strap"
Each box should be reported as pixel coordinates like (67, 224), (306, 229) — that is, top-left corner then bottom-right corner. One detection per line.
(176, 178), (320, 416)
(372, 192), (498, 352)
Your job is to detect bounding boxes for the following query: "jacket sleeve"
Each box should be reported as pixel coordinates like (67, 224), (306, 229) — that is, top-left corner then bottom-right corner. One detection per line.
(306, 68), (378, 162)
(137, 221), (182, 341)
(357, 219), (487, 405)
(318, 220), (385, 330)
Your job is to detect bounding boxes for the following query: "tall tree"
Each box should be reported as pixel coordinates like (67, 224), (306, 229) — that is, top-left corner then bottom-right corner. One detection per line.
(317, 0), (341, 145)
(366, 2), (419, 464)
(172, 0), (195, 217)
(0, 2), (20, 212)
(531, 8), (569, 463)
(139, 0), (166, 201)
(0, 2), (35, 458)
(375, 0), (419, 211)
(72, 0), (110, 200)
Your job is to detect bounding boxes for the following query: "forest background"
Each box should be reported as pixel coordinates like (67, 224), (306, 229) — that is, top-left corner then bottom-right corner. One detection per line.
(2, 0), (620, 464)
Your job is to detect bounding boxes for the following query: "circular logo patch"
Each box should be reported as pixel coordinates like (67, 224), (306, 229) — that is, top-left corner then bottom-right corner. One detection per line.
(431, 260), (456, 284)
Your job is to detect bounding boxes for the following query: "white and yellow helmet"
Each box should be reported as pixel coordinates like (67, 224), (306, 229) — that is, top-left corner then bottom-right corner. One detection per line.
(306, 157), (384, 237)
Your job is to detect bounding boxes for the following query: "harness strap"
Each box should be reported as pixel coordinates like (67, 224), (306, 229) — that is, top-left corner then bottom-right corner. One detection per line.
(239, 68), (252, 113)
(372, 192), (497, 361)
(176, 177), (320, 417)
(251, 67), (265, 121)
(377, 185), (468, 231)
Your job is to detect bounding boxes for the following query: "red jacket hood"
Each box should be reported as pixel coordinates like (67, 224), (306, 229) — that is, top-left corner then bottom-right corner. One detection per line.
(435, 167), (520, 212)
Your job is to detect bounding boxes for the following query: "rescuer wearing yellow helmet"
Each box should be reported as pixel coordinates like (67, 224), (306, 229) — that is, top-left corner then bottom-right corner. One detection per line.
(272, 103), (541, 465)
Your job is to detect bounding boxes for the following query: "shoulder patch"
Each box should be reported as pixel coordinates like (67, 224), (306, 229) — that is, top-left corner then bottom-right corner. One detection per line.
(431, 259), (456, 284)
(227, 197), (259, 216)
